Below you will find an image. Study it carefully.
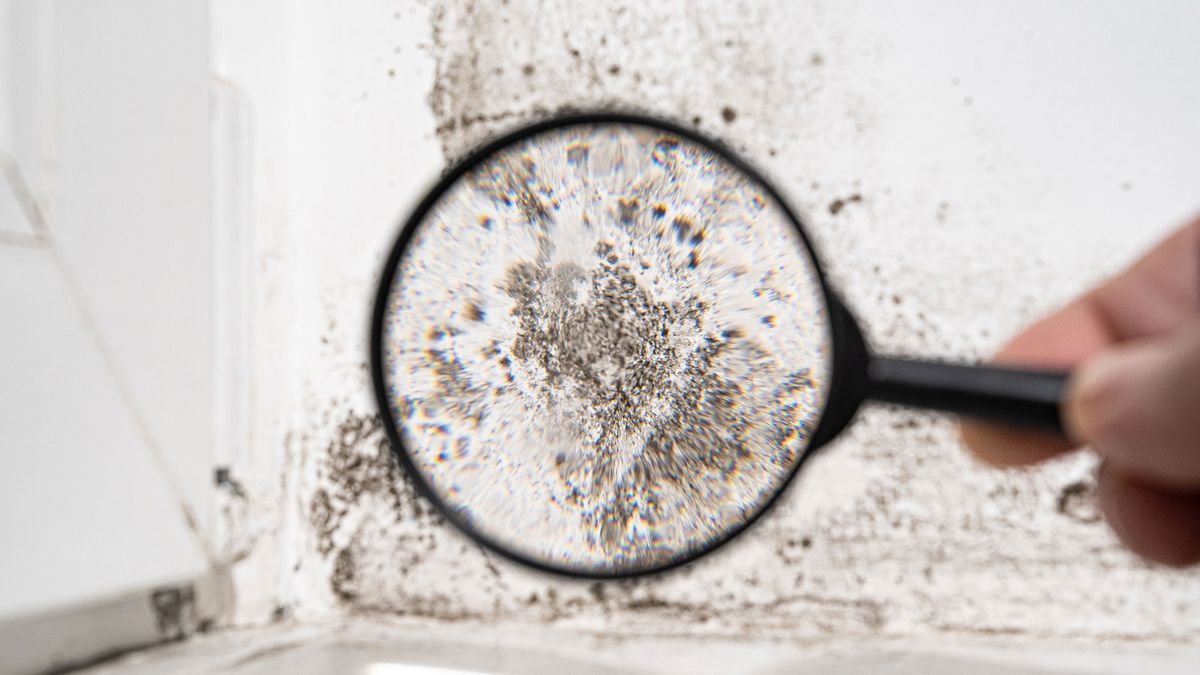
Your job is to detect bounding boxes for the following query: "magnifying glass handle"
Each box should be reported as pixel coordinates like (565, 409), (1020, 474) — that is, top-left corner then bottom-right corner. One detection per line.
(866, 357), (1069, 435)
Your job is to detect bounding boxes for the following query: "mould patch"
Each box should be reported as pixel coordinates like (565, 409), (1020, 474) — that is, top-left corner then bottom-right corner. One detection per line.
(151, 585), (196, 641)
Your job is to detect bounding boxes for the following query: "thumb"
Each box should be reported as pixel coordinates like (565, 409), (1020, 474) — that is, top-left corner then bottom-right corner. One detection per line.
(1065, 318), (1200, 489)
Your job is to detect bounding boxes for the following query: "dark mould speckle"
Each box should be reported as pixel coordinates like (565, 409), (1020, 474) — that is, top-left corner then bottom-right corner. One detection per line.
(721, 106), (737, 123)
(465, 301), (486, 322)
(310, 411), (445, 602)
(331, 548), (358, 603)
(151, 585), (196, 641)
(828, 194), (862, 216)
(671, 215), (693, 242)
(618, 197), (640, 224)
(522, 63), (535, 76)
(214, 466), (248, 499)
(1057, 480), (1102, 524)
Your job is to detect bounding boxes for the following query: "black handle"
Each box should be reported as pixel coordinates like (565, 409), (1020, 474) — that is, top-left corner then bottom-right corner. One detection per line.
(866, 357), (1069, 434)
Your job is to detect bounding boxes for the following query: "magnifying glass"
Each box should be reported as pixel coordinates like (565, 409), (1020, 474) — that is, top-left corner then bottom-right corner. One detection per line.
(371, 113), (1068, 578)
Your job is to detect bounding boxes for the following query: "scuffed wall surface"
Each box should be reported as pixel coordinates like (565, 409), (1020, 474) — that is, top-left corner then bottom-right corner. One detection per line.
(223, 0), (1200, 644)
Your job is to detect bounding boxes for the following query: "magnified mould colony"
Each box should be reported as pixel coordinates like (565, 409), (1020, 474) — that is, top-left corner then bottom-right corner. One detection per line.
(382, 123), (831, 572)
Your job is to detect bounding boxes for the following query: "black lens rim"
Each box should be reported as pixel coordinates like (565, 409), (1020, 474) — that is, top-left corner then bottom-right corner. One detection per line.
(370, 111), (840, 579)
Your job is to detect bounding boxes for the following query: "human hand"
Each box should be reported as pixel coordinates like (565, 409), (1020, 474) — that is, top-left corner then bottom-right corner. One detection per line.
(960, 217), (1200, 567)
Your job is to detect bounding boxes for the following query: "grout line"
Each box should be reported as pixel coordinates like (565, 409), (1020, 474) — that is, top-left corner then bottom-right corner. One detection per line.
(1, 152), (220, 568)
(1, 153), (48, 249)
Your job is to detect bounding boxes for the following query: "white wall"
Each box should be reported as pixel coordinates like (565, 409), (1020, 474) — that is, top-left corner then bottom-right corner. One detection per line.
(213, 0), (1200, 645)
(3, 0), (1200, 655)
(0, 0), (214, 623)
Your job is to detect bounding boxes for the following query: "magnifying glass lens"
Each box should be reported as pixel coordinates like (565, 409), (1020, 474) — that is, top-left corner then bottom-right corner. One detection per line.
(378, 120), (832, 575)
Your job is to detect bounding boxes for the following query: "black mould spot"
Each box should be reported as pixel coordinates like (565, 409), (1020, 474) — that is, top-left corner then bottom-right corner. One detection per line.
(331, 548), (358, 603)
(214, 466), (248, 498)
(618, 197), (640, 225)
(652, 137), (681, 165)
(151, 585), (196, 640)
(672, 216), (693, 242)
(522, 63), (535, 76)
(721, 107), (737, 123)
(828, 194), (862, 215)
(1057, 480), (1102, 524)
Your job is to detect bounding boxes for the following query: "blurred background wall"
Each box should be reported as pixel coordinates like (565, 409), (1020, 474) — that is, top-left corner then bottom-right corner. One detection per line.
(2, 0), (1200, 671)
(1, 0), (215, 644)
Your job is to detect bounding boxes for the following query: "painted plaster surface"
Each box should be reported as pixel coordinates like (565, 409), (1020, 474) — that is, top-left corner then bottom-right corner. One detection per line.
(217, 0), (1200, 648)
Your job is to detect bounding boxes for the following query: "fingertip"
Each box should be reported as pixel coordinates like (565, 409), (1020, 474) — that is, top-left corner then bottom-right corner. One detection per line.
(1097, 464), (1200, 568)
(1062, 342), (1154, 431)
(1066, 334), (1200, 489)
(959, 420), (1075, 468)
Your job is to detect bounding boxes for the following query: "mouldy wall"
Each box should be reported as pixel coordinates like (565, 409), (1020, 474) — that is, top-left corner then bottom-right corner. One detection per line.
(222, 0), (1200, 643)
